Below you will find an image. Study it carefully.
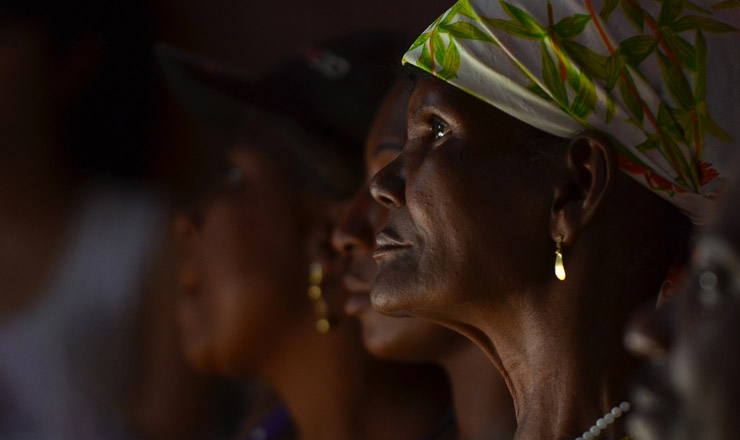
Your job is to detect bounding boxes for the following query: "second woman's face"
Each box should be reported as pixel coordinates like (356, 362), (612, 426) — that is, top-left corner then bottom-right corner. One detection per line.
(369, 76), (554, 319)
(332, 82), (462, 362)
(626, 179), (740, 440)
(175, 145), (309, 377)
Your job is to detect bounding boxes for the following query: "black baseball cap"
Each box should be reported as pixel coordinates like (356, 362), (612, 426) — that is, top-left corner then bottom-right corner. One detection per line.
(157, 32), (408, 157)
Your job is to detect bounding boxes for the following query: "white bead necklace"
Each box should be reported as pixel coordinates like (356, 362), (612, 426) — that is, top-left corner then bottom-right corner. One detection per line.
(574, 401), (631, 440)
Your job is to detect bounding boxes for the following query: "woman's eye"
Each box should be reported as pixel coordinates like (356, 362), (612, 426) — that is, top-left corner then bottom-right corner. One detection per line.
(695, 266), (740, 307)
(215, 165), (244, 194)
(432, 120), (450, 140)
(697, 269), (722, 307)
(226, 166), (243, 185)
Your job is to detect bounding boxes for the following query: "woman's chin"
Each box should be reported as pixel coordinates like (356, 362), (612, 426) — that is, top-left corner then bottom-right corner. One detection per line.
(627, 394), (679, 440)
(627, 411), (662, 440)
(369, 272), (421, 317)
(358, 309), (408, 360)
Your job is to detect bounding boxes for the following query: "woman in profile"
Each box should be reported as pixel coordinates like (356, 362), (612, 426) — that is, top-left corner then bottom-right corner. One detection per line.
(368, 1), (740, 439)
(332, 77), (516, 440)
(165, 34), (451, 440)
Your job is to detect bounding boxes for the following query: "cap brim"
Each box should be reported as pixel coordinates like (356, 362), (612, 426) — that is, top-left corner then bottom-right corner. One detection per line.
(155, 42), (259, 133)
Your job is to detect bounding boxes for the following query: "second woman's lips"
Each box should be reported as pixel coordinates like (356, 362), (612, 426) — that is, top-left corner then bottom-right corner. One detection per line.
(343, 274), (373, 316)
(626, 366), (677, 440)
(343, 272), (373, 294)
(344, 292), (372, 316)
(373, 231), (411, 259)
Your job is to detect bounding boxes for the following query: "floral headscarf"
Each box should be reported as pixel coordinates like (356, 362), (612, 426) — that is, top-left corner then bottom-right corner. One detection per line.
(404, 0), (740, 224)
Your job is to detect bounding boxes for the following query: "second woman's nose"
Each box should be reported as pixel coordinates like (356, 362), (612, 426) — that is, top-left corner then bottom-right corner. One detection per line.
(624, 300), (675, 362)
(370, 155), (406, 209)
(332, 183), (377, 255)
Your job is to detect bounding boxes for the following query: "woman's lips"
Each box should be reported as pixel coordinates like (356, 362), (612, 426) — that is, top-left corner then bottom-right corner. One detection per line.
(628, 390), (671, 440)
(344, 292), (372, 316)
(341, 254), (378, 316)
(344, 271), (373, 293)
(373, 231), (411, 260)
(343, 273), (373, 316)
(627, 369), (677, 440)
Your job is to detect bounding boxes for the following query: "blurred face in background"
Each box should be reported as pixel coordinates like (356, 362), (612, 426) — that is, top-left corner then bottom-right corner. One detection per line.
(626, 166), (740, 440)
(332, 81), (461, 362)
(174, 122), (323, 377)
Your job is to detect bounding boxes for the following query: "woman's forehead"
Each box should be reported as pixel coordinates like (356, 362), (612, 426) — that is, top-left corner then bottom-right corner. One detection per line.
(409, 76), (537, 141)
(409, 76), (459, 107)
(408, 77), (490, 124)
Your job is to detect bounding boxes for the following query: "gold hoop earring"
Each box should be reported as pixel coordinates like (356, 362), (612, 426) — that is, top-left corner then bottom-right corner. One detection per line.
(308, 262), (331, 334)
(554, 235), (566, 281)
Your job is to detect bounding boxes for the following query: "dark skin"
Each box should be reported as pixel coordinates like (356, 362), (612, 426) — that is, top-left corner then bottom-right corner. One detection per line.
(625, 159), (740, 440)
(174, 116), (449, 440)
(370, 75), (686, 440)
(332, 80), (516, 440)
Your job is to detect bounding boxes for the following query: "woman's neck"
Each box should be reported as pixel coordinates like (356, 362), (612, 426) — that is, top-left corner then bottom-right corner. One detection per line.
(261, 319), (450, 440)
(439, 341), (516, 440)
(464, 290), (633, 440)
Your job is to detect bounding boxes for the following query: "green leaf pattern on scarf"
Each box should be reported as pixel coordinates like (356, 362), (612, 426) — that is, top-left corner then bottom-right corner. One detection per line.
(408, 0), (738, 196)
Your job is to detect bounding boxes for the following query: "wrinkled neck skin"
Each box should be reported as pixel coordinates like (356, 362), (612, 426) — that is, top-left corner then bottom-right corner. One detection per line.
(483, 302), (632, 440)
(257, 317), (449, 440)
(439, 341), (517, 440)
(434, 242), (665, 440)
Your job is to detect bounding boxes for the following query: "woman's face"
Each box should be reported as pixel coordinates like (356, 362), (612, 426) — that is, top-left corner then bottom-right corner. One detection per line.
(626, 179), (740, 440)
(369, 75), (554, 319)
(332, 82), (462, 361)
(175, 144), (310, 377)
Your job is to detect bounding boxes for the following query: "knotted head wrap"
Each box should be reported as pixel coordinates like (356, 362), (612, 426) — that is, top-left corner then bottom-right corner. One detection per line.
(404, 0), (740, 223)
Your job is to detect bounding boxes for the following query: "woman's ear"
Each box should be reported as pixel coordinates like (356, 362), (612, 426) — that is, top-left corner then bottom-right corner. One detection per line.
(550, 132), (616, 245)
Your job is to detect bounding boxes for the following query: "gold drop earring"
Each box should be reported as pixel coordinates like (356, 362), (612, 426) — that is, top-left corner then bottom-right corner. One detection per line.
(554, 235), (566, 281)
(308, 262), (331, 334)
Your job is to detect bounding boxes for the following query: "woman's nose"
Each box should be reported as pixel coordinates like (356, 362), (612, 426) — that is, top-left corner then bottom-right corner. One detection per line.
(370, 156), (406, 209)
(173, 211), (200, 245)
(624, 300), (675, 362)
(331, 185), (376, 255)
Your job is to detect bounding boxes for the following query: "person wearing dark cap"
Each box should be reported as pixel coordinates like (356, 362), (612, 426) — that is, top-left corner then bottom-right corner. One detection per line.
(162, 34), (452, 440)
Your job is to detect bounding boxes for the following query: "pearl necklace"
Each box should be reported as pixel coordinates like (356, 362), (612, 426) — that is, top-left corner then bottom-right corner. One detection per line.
(575, 401), (631, 440)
